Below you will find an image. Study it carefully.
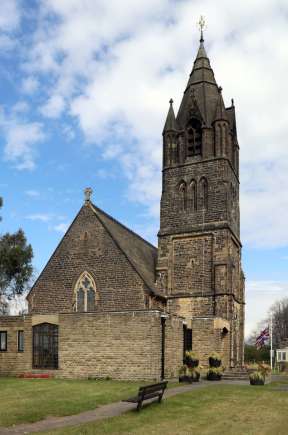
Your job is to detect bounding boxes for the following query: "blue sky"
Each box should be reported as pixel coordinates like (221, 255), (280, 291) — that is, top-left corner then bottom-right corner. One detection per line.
(1, 0), (288, 336)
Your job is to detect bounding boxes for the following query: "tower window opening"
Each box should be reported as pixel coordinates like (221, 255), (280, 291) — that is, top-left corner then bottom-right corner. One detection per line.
(199, 177), (208, 210)
(186, 118), (202, 157)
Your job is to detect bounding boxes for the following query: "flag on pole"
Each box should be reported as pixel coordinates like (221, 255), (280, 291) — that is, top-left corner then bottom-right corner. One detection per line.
(255, 327), (270, 349)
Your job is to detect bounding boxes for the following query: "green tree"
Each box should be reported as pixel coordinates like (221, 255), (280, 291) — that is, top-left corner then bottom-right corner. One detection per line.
(0, 197), (33, 314)
(244, 344), (270, 363)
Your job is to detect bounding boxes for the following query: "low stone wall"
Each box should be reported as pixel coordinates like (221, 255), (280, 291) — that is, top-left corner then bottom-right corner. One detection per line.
(0, 316), (32, 376)
(0, 310), (183, 380)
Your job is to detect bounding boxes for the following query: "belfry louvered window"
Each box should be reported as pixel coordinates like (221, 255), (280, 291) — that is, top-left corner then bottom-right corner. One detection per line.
(186, 118), (202, 156)
(75, 271), (97, 312)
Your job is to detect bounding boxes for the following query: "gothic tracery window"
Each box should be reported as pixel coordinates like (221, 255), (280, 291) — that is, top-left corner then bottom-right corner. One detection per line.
(74, 272), (97, 312)
(186, 118), (202, 157)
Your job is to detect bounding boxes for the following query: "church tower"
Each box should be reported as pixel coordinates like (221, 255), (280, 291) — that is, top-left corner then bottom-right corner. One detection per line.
(156, 28), (245, 368)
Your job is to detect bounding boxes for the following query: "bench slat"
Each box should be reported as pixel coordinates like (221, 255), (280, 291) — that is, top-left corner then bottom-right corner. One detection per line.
(122, 381), (167, 409)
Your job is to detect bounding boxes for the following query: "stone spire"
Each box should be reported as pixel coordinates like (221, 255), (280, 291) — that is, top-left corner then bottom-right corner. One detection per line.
(163, 99), (178, 133)
(176, 26), (220, 128)
(213, 87), (229, 122)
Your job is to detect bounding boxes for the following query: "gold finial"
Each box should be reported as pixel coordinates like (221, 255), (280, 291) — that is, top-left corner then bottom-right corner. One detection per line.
(198, 15), (206, 42)
(84, 187), (93, 204)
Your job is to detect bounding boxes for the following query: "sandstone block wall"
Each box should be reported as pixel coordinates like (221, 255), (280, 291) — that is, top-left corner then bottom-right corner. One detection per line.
(0, 316), (32, 376)
(192, 317), (230, 368)
(28, 206), (148, 314)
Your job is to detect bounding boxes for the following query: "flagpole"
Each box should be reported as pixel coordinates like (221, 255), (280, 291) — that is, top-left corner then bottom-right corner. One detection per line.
(270, 313), (273, 371)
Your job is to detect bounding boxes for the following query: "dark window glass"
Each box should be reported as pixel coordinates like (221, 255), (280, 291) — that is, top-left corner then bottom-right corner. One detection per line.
(0, 331), (7, 351)
(87, 289), (96, 311)
(18, 331), (24, 352)
(77, 288), (85, 312)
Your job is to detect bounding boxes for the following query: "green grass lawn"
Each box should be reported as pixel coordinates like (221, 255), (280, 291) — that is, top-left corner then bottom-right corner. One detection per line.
(0, 378), (146, 427)
(40, 381), (288, 435)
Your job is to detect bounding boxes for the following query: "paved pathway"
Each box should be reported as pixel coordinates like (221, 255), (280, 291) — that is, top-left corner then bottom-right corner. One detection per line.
(0, 380), (249, 435)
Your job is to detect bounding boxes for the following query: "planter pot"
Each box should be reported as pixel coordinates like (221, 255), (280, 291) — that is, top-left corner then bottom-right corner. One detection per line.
(250, 379), (265, 386)
(209, 357), (221, 368)
(184, 359), (199, 368)
(179, 373), (200, 383)
(207, 372), (222, 381)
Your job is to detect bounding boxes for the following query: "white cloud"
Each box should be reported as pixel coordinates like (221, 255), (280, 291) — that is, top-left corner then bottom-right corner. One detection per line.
(1, 120), (44, 170)
(0, 0), (21, 52)
(52, 222), (69, 233)
(0, 106), (45, 170)
(40, 95), (65, 119)
(12, 101), (29, 114)
(21, 77), (39, 95)
(0, 0), (20, 32)
(245, 280), (288, 337)
(26, 213), (52, 222)
(62, 124), (75, 141)
(20, 0), (288, 248)
(25, 190), (40, 198)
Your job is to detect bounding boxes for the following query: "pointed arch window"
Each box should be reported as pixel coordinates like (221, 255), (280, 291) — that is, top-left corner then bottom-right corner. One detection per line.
(199, 177), (208, 210)
(74, 272), (97, 312)
(179, 181), (187, 211)
(189, 180), (197, 211)
(186, 118), (202, 157)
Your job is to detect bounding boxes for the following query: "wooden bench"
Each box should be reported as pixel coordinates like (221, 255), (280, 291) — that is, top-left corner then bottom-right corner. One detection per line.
(123, 381), (168, 411)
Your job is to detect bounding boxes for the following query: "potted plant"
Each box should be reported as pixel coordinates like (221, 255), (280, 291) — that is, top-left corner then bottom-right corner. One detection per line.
(249, 371), (265, 385)
(179, 351), (201, 383)
(207, 352), (223, 381)
(179, 366), (201, 383)
(208, 352), (222, 368)
(184, 351), (199, 368)
(248, 363), (271, 386)
(207, 367), (223, 381)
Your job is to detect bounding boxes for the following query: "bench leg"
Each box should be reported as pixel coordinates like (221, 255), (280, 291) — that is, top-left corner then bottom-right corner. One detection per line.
(137, 400), (143, 411)
(158, 392), (164, 403)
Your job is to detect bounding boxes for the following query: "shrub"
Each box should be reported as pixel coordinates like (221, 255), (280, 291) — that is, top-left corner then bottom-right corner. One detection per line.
(249, 371), (265, 385)
(184, 351), (199, 368)
(209, 352), (222, 368)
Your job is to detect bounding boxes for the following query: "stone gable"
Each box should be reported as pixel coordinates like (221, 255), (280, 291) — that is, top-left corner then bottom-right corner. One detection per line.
(27, 204), (156, 314)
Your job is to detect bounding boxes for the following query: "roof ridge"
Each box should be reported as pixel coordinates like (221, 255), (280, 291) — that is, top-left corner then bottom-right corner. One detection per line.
(90, 202), (157, 251)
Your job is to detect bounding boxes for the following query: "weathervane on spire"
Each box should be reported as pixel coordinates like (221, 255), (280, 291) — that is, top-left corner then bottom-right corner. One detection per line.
(198, 15), (206, 42)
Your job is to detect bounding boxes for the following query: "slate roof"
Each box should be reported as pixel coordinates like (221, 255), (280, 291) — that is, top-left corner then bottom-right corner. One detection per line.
(89, 203), (162, 298)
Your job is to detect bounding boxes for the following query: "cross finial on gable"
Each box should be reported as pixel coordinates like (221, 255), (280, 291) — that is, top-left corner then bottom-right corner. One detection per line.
(84, 187), (93, 204)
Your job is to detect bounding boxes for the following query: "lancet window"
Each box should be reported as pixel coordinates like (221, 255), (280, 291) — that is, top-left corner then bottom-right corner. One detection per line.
(179, 181), (187, 211)
(199, 177), (208, 210)
(188, 179), (197, 211)
(74, 271), (97, 312)
(186, 118), (202, 157)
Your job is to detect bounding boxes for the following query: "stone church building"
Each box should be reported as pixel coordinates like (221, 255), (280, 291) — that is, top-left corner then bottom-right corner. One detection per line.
(0, 33), (245, 380)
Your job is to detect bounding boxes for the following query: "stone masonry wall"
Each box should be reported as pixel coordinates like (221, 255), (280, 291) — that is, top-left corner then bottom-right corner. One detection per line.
(59, 311), (183, 380)
(192, 317), (230, 368)
(0, 311), (184, 380)
(28, 205), (147, 314)
(164, 315), (184, 378)
(0, 316), (32, 376)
